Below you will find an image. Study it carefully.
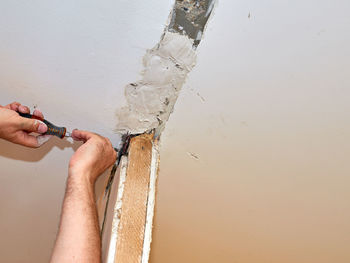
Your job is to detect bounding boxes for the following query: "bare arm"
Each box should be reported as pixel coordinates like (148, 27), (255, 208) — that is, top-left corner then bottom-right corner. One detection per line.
(50, 129), (117, 263)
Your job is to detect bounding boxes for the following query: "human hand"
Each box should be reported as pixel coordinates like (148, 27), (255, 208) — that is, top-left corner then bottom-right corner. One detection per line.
(69, 130), (117, 184)
(0, 102), (52, 148)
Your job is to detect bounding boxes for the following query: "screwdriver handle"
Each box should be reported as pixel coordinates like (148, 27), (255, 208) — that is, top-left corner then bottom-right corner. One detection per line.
(18, 112), (67, 139)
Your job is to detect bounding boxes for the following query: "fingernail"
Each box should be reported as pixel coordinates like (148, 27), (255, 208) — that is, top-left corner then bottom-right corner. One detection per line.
(19, 105), (26, 112)
(37, 135), (52, 146)
(33, 109), (41, 115)
(71, 129), (78, 140)
(37, 122), (47, 133)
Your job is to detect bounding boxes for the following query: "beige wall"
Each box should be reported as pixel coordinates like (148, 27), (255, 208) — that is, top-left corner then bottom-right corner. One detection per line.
(150, 0), (350, 262)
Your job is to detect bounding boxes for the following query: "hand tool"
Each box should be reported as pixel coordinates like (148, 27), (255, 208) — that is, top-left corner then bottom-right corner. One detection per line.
(18, 112), (71, 139)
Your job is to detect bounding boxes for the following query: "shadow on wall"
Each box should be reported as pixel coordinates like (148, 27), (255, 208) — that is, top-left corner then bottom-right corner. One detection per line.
(0, 136), (81, 162)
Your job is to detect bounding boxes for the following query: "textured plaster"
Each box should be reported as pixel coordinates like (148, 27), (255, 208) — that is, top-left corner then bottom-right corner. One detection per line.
(116, 0), (216, 135)
(116, 32), (196, 134)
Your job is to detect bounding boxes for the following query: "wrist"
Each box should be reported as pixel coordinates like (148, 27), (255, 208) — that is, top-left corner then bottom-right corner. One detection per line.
(68, 168), (97, 187)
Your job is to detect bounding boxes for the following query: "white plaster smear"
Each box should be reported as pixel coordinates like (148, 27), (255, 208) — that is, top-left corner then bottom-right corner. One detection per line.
(141, 141), (160, 263)
(116, 31), (196, 134)
(106, 156), (128, 263)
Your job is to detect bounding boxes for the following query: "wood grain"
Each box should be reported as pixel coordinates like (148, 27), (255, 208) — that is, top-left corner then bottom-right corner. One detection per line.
(114, 133), (153, 263)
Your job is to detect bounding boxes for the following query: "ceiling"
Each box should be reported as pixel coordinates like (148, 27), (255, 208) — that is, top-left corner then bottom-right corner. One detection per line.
(1, 0), (350, 262)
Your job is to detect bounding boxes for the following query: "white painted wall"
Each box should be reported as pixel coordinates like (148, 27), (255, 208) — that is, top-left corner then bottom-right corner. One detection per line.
(0, 0), (174, 142)
(0, 1), (172, 262)
(1, 0), (350, 262)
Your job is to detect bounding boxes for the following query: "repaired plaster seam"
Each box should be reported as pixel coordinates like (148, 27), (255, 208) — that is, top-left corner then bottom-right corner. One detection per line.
(116, 31), (196, 135)
(116, 0), (216, 136)
(107, 1), (216, 261)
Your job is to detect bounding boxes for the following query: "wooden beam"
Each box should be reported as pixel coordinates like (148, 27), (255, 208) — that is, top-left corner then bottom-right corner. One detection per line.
(97, 133), (159, 263)
(115, 133), (153, 262)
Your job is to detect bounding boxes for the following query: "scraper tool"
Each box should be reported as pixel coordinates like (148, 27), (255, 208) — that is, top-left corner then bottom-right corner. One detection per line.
(18, 112), (71, 138)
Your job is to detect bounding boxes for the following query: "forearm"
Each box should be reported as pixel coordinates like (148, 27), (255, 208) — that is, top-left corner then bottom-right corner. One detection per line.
(51, 173), (101, 263)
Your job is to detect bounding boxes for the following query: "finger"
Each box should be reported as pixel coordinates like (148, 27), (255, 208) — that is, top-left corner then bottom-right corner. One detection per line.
(33, 109), (44, 119)
(107, 139), (118, 160)
(18, 105), (30, 114)
(71, 129), (95, 142)
(19, 118), (47, 133)
(17, 132), (42, 148)
(113, 147), (118, 160)
(5, 102), (21, 110)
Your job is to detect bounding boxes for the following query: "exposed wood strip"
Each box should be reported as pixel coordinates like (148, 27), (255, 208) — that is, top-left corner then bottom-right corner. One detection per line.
(114, 133), (153, 263)
(97, 164), (122, 263)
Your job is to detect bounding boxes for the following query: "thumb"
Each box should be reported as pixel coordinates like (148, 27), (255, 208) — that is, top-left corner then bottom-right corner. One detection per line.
(19, 117), (48, 134)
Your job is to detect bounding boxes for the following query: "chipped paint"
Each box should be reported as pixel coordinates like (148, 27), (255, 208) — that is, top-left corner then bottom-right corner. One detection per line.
(169, 0), (216, 46)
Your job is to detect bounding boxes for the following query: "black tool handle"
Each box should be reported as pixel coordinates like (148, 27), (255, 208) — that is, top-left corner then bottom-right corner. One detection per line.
(18, 112), (67, 139)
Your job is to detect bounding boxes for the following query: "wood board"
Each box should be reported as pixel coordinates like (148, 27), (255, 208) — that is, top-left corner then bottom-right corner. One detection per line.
(97, 133), (159, 263)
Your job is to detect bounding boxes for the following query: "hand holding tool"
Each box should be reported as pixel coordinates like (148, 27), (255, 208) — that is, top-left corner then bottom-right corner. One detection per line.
(18, 112), (71, 139)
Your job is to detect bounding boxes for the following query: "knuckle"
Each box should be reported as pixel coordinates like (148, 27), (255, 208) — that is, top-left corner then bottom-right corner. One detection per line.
(32, 120), (39, 129)
(104, 140), (111, 148)
(18, 121), (26, 130)
(106, 138), (113, 146)
(95, 140), (105, 152)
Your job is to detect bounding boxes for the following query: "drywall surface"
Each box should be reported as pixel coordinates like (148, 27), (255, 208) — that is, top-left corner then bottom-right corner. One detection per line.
(0, 0), (173, 262)
(150, 0), (350, 262)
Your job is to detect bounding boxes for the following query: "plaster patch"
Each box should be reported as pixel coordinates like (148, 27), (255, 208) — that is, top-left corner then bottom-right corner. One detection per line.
(115, 0), (216, 135)
(116, 32), (196, 134)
